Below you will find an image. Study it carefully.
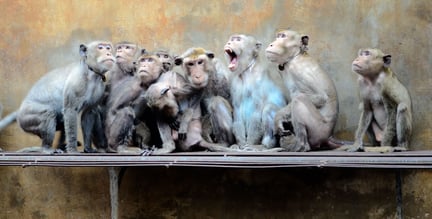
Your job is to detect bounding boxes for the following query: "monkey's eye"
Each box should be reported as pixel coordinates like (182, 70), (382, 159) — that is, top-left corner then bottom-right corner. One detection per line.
(147, 58), (154, 62)
(361, 51), (370, 56)
(125, 46), (130, 49)
(197, 60), (203, 65)
(164, 54), (169, 58)
(98, 45), (104, 50)
(157, 54), (161, 58)
(106, 46), (111, 50)
(187, 62), (194, 66)
(277, 33), (286, 38)
(117, 46), (122, 50)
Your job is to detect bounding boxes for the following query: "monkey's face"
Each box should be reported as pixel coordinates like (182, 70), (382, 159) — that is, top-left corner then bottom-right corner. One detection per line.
(136, 56), (163, 85)
(115, 44), (138, 64)
(184, 57), (209, 89)
(266, 30), (302, 64)
(224, 34), (261, 73)
(146, 84), (179, 118)
(156, 52), (174, 71)
(87, 42), (115, 73)
(352, 49), (385, 77)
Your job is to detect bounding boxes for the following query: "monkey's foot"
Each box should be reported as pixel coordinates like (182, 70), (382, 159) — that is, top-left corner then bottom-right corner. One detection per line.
(363, 146), (407, 153)
(66, 146), (80, 154)
(346, 144), (364, 152)
(84, 147), (99, 153)
(117, 145), (145, 155)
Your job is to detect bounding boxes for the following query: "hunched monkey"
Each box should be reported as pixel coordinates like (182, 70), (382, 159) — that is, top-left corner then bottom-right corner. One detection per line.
(346, 48), (412, 152)
(265, 29), (339, 151)
(105, 53), (164, 153)
(144, 71), (193, 154)
(174, 47), (237, 152)
(17, 41), (115, 153)
(224, 34), (287, 150)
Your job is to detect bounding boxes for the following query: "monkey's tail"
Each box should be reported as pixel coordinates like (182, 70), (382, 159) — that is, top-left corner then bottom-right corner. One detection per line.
(0, 111), (17, 132)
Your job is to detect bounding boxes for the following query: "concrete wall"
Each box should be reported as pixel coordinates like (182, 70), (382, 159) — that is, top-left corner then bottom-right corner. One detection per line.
(0, 0), (431, 218)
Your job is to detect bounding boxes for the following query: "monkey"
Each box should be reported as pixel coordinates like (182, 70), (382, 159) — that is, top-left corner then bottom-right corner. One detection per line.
(173, 47), (238, 152)
(105, 53), (165, 153)
(17, 41), (115, 153)
(345, 48), (412, 152)
(224, 34), (287, 151)
(144, 70), (193, 154)
(265, 29), (340, 152)
(131, 49), (175, 148)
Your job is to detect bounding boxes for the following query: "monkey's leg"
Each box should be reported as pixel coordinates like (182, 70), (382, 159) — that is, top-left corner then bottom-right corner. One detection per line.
(81, 108), (99, 153)
(232, 120), (246, 146)
(199, 140), (240, 152)
(207, 96), (234, 145)
(381, 110), (397, 146)
(152, 120), (176, 154)
(106, 109), (134, 153)
(290, 97), (320, 152)
(91, 108), (108, 152)
(63, 108), (80, 153)
(396, 103), (412, 149)
(261, 104), (280, 148)
(244, 111), (264, 148)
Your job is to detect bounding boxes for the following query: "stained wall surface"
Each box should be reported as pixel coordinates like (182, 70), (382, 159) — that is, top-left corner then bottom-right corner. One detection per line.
(0, 0), (431, 218)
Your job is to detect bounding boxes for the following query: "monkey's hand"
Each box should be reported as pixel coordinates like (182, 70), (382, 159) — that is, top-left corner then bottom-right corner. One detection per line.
(168, 117), (180, 130)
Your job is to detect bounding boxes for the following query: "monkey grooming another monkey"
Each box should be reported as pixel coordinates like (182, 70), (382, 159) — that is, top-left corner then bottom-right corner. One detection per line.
(224, 34), (287, 150)
(346, 48), (412, 152)
(105, 53), (165, 153)
(17, 41), (115, 153)
(173, 47), (238, 152)
(265, 29), (339, 152)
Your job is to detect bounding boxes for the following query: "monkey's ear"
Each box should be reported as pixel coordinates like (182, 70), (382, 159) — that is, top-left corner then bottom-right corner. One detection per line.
(383, 55), (391, 68)
(174, 57), (183, 66)
(79, 44), (87, 57)
(253, 42), (262, 58)
(206, 52), (215, 59)
(301, 36), (309, 46)
(141, 49), (147, 55)
(161, 87), (170, 96)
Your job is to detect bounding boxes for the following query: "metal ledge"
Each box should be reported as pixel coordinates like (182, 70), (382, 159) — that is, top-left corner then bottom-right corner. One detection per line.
(1, 150), (432, 168)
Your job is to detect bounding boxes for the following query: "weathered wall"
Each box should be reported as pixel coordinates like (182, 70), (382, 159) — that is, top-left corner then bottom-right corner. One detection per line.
(0, 0), (431, 218)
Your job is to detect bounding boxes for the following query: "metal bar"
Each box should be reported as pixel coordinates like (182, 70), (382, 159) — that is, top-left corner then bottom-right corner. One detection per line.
(396, 169), (403, 219)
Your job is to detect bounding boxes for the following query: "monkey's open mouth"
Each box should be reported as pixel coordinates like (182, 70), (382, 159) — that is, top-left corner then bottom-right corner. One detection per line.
(225, 48), (238, 71)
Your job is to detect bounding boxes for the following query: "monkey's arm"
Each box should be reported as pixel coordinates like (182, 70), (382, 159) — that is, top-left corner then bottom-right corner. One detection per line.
(178, 107), (194, 140)
(348, 102), (373, 152)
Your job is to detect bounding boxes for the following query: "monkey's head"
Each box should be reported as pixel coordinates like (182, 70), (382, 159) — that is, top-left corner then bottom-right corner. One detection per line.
(352, 48), (391, 78)
(175, 47), (214, 89)
(145, 83), (179, 119)
(155, 49), (174, 72)
(224, 34), (262, 73)
(80, 41), (115, 74)
(265, 29), (308, 66)
(115, 42), (146, 73)
(135, 54), (164, 85)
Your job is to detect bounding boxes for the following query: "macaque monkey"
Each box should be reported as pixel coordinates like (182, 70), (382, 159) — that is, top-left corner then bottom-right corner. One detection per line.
(17, 41), (115, 153)
(265, 29), (339, 151)
(105, 53), (164, 153)
(174, 47), (237, 152)
(155, 49), (175, 71)
(144, 71), (192, 154)
(346, 48), (412, 152)
(224, 34), (286, 150)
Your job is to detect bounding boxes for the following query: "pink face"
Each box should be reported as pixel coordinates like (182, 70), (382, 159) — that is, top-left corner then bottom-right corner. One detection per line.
(265, 30), (302, 65)
(351, 49), (384, 77)
(184, 56), (209, 89)
(96, 43), (115, 69)
(136, 55), (162, 84)
(115, 44), (137, 64)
